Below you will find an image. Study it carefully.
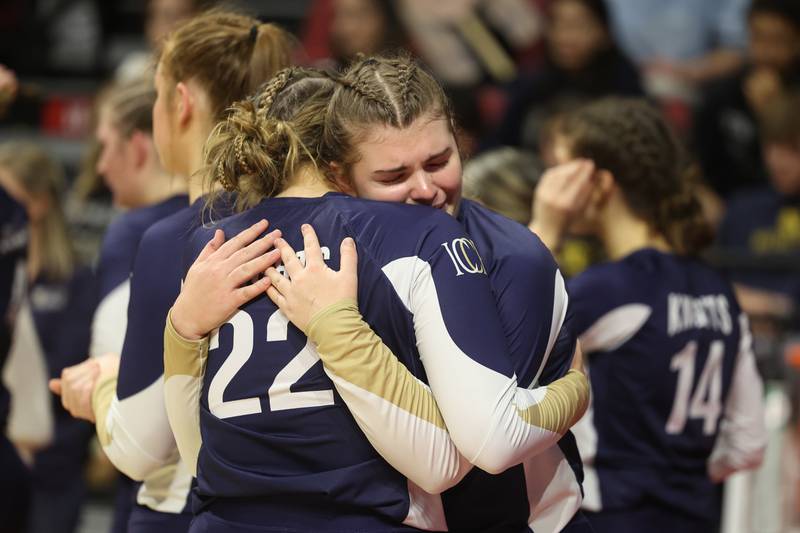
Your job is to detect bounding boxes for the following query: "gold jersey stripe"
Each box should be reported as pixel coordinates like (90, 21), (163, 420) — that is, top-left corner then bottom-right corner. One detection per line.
(92, 374), (117, 447)
(164, 308), (209, 379)
(308, 299), (448, 430)
(516, 370), (590, 435)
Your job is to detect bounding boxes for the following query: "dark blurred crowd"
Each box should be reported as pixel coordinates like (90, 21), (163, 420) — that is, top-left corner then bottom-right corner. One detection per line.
(0, 0), (800, 529)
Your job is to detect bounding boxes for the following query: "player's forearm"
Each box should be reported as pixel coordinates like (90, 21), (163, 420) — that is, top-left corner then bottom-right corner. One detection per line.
(163, 308), (207, 476)
(308, 300), (472, 493)
(405, 264), (589, 473)
(93, 374), (178, 480)
(707, 318), (767, 482)
(89, 281), (130, 357)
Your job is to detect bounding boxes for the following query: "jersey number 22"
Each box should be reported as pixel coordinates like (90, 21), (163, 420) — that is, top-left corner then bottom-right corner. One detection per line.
(207, 309), (335, 419)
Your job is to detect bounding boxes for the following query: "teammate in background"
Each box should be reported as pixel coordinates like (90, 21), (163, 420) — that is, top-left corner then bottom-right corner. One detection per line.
(0, 173), (30, 533)
(0, 142), (96, 533)
(529, 98), (767, 532)
(167, 62), (590, 532)
(53, 10), (292, 532)
(50, 77), (187, 533)
(53, 10), (294, 533)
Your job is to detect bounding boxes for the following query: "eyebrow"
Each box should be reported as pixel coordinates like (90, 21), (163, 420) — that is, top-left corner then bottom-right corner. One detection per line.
(373, 147), (452, 174)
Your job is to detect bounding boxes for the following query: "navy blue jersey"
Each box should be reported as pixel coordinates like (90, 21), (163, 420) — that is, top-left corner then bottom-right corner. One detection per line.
(91, 194), (187, 357)
(91, 193), (187, 533)
(0, 188), (27, 429)
(182, 192), (538, 531)
(27, 269), (96, 490)
(568, 249), (761, 521)
(442, 199), (582, 532)
(105, 196), (231, 523)
(119, 197), (230, 399)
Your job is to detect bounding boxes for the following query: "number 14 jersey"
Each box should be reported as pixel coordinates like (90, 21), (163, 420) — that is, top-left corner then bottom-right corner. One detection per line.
(568, 248), (767, 521)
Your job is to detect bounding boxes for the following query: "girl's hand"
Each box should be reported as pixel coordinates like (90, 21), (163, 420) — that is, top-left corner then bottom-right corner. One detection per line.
(529, 159), (595, 252)
(170, 219), (282, 340)
(265, 224), (358, 334)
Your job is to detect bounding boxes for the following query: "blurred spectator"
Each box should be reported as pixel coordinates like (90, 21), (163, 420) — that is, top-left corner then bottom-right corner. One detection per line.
(116, 0), (207, 81)
(0, 0), (102, 76)
(605, 0), (749, 102)
(694, 0), (800, 198)
(716, 91), (800, 320)
(487, 0), (642, 151)
(396, 0), (542, 86)
(0, 141), (95, 533)
(303, 0), (410, 70)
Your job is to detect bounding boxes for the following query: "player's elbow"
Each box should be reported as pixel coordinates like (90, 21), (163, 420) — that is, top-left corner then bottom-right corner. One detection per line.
(106, 447), (170, 481)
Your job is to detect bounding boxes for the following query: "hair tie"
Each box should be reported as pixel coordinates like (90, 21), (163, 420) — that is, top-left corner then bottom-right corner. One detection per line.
(249, 24), (259, 44)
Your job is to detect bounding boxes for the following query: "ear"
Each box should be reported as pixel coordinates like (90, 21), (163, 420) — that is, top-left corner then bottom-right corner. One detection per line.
(129, 130), (151, 171)
(329, 162), (355, 195)
(592, 169), (616, 208)
(174, 81), (194, 128)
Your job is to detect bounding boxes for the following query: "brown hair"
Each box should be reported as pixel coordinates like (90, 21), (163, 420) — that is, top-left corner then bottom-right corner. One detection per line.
(101, 77), (156, 137)
(760, 91), (800, 146)
(0, 142), (75, 280)
(204, 67), (337, 210)
(323, 53), (457, 174)
(205, 54), (459, 208)
(556, 98), (713, 256)
(463, 147), (542, 224)
(158, 9), (295, 120)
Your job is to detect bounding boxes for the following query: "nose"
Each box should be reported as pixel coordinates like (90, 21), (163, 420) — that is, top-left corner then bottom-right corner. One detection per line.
(407, 171), (439, 206)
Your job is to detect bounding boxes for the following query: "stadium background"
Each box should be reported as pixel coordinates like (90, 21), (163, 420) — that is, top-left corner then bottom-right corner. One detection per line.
(0, 0), (798, 531)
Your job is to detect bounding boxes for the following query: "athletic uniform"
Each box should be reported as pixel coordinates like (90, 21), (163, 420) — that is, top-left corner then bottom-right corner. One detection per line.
(568, 249), (767, 533)
(442, 199), (585, 532)
(91, 194), (187, 533)
(12, 269), (96, 533)
(92, 196), (232, 533)
(164, 192), (588, 532)
(0, 188), (29, 533)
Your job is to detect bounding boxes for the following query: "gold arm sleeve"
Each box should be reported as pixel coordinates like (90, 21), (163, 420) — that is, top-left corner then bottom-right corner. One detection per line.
(163, 309), (209, 380)
(309, 300), (590, 436)
(92, 374), (117, 447)
(517, 369), (590, 435)
(307, 299), (447, 430)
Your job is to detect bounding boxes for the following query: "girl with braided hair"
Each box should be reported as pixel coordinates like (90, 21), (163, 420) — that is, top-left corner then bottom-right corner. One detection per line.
(52, 9), (294, 533)
(167, 55), (593, 532)
(163, 62), (591, 531)
(530, 97), (768, 532)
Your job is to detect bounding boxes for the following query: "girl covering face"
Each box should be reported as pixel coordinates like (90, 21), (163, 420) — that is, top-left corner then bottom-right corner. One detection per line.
(534, 98), (767, 533)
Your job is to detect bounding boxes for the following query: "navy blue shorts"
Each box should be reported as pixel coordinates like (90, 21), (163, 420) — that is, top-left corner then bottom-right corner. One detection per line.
(128, 504), (192, 533)
(0, 435), (29, 533)
(584, 504), (717, 533)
